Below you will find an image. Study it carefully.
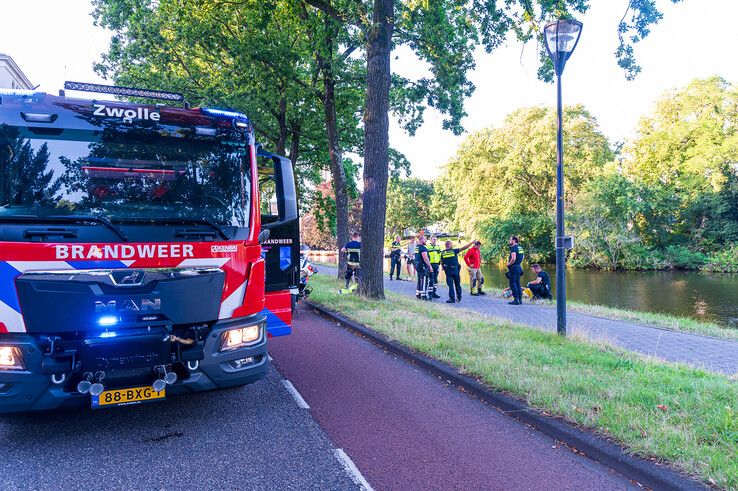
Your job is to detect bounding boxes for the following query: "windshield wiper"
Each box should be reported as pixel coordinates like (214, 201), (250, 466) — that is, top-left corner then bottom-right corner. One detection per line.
(47, 215), (129, 242)
(113, 217), (231, 240)
(0, 214), (129, 242)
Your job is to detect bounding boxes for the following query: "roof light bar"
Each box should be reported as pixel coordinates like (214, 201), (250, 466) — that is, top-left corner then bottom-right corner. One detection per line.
(201, 108), (248, 119)
(0, 88), (45, 97)
(64, 81), (185, 102)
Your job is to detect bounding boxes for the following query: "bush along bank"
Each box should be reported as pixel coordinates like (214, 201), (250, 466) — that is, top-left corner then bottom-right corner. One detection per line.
(309, 274), (738, 489)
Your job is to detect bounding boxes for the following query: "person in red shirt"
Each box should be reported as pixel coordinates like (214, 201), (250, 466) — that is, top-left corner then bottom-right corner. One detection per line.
(463, 241), (486, 295)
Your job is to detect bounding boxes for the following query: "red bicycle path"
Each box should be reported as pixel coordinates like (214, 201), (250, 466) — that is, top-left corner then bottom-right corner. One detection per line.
(269, 306), (637, 490)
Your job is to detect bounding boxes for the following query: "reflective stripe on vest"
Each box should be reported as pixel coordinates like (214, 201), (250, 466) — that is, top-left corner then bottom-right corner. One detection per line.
(440, 250), (457, 259)
(427, 245), (441, 264)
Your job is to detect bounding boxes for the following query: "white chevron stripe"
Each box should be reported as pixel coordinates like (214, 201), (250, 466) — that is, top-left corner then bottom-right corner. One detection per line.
(218, 281), (247, 319)
(177, 258), (231, 268)
(6, 261), (75, 272)
(0, 301), (25, 332)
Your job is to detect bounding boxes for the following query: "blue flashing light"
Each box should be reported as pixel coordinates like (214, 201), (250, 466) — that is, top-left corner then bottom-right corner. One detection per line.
(100, 331), (117, 338)
(0, 89), (45, 97)
(201, 107), (248, 119)
(98, 316), (119, 327)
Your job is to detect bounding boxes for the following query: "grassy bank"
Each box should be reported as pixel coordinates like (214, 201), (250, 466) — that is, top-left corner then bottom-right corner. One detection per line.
(309, 274), (738, 489)
(566, 301), (738, 341)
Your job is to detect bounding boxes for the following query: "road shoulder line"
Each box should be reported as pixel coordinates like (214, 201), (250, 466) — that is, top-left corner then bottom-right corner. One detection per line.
(282, 379), (310, 409)
(333, 448), (374, 491)
(306, 301), (707, 491)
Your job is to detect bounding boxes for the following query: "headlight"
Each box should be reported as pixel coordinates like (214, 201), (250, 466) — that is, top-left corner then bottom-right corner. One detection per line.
(220, 325), (262, 351)
(0, 347), (24, 370)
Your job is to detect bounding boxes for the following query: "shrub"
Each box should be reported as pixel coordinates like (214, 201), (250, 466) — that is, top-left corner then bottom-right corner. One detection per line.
(661, 245), (707, 270)
(701, 245), (738, 273)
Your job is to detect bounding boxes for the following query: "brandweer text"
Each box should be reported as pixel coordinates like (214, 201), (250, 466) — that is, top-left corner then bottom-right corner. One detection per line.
(55, 244), (194, 260)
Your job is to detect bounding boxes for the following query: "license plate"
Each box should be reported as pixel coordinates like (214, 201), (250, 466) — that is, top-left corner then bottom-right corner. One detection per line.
(91, 386), (165, 409)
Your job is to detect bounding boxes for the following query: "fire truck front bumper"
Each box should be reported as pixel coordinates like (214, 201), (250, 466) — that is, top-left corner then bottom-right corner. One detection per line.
(0, 315), (268, 414)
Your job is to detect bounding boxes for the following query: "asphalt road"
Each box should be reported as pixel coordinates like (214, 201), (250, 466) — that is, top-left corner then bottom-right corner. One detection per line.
(270, 306), (637, 491)
(0, 367), (358, 490)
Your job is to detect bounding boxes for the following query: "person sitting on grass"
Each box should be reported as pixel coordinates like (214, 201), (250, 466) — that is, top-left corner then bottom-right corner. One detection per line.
(527, 263), (551, 300)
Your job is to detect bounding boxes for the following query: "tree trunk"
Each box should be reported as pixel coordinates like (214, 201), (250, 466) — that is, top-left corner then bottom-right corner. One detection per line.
(358, 0), (393, 299)
(288, 127), (302, 203)
(318, 16), (350, 279)
(275, 89), (288, 156)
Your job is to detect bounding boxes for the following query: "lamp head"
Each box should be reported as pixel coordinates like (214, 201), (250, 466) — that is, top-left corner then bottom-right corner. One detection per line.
(544, 19), (583, 76)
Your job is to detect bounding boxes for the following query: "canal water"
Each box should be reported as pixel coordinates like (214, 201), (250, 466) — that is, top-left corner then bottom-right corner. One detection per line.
(311, 254), (738, 329)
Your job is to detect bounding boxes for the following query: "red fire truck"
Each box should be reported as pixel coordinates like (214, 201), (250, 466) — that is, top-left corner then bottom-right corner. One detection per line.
(0, 82), (299, 412)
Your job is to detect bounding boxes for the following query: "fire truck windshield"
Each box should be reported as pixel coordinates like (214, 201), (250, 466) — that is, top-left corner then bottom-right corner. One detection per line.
(0, 125), (250, 228)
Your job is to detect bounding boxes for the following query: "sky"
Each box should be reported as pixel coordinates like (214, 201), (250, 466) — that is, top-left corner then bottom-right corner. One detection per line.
(1, 1), (737, 179)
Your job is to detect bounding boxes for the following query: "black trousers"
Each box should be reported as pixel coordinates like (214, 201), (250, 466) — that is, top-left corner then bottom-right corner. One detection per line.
(508, 265), (523, 302)
(416, 268), (433, 299)
(389, 256), (401, 279)
(345, 265), (359, 288)
(529, 283), (550, 299)
(445, 267), (462, 301)
(431, 264), (440, 293)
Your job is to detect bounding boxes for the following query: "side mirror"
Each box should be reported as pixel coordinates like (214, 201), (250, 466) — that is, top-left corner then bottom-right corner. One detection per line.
(258, 228), (271, 244)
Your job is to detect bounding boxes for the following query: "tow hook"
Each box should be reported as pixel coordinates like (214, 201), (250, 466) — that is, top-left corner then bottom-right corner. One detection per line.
(50, 373), (66, 385)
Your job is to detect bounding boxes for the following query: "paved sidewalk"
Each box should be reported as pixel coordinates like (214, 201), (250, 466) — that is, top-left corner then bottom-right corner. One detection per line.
(321, 266), (738, 375)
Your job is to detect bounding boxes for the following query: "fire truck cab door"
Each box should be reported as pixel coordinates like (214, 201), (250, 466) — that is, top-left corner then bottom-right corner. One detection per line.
(257, 150), (300, 293)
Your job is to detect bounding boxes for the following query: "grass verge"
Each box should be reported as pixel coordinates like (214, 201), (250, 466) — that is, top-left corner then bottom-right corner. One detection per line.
(309, 274), (738, 489)
(565, 301), (738, 341)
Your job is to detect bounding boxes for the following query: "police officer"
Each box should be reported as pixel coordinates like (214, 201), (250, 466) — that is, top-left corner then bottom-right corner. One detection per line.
(440, 240), (475, 303)
(506, 235), (525, 305)
(414, 235), (433, 300)
(426, 235), (442, 298)
(389, 236), (402, 280)
(341, 232), (361, 290)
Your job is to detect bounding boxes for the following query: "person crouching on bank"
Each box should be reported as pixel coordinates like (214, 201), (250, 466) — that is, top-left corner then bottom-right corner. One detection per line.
(527, 263), (551, 299)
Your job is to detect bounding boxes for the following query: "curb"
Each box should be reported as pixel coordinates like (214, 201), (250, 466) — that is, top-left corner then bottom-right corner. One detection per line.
(306, 301), (708, 491)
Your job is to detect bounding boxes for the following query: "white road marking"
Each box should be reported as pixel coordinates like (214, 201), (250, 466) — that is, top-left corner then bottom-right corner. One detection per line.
(333, 449), (373, 491)
(282, 380), (310, 409)
(268, 355), (273, 362)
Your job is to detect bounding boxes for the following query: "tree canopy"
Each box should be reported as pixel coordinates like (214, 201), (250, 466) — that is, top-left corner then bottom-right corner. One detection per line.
(435, 105), (612, 257)
(385, 178), (435, 236)
(439, 77), (738, 271)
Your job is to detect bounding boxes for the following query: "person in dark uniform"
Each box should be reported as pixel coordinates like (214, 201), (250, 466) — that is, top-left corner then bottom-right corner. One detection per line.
(506, 235), (525, 305)
(389, 236), (402, 280)
(426, 235), (442, 298)
(414, 235), (434, 300)
(341, 232), (361, 289)
(527, 263), (551, 299)
(440, 239), (475, 303)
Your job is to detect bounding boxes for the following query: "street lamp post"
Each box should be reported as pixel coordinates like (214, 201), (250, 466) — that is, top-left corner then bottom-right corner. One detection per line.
(544, 19), (582, 336)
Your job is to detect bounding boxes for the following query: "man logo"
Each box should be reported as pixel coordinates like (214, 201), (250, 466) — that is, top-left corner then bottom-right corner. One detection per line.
(95, 299), (161, 313)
